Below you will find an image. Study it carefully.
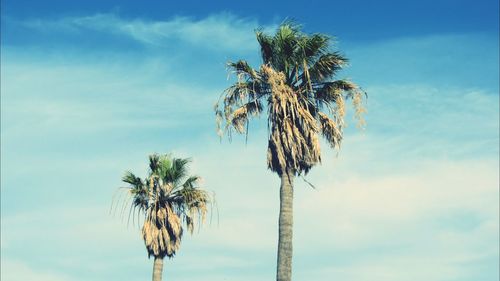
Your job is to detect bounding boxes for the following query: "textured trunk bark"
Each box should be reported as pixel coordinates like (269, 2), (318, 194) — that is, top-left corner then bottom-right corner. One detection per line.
(276, 170), (294, 281)
(152, 257), (164, 281)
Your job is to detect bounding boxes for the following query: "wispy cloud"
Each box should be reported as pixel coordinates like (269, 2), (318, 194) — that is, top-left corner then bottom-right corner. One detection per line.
(15, 13), (270, 52)
(0, 52), (219, 137)
(1, 159), (497, 281)
(344, 33), (499, 91)
(1, 259), (76, 281)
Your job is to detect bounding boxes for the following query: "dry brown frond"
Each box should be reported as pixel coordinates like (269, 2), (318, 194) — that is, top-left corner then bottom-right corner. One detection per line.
(262, 64), (321, 175)
(142, 204), (183, 259)
(318, 112), (342, 149)
(231, 106), (248, 133)
(335, 94), (345, 119)
(352, 90), (367, 129)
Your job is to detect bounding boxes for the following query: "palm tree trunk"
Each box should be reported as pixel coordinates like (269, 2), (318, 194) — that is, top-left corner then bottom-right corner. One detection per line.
(276, 170), (294, 281)
(152, 256), (164, 281)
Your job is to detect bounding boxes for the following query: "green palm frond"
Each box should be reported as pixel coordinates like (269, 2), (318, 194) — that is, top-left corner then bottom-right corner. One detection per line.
(182, 175), (200, 188)
(121, 171), (148, 211)
(166, 158), (190, 186)
(122, 171), (143, 187)
(227, 60), (259, 80)
(314, 80), (356, 107)
(306, 53), (347, 82)
(272, 22), (303, 73)
(255, 30), (274, 64)
(301, 33), (330, 59)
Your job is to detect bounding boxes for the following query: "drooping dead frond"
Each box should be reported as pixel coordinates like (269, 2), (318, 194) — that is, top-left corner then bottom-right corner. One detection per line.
(262, 64), (321, 175)
(335, 93), (346, 119)
(142, 204), (183, 258)
(352, 90), (367, 129)
(214, 106), (224, 137)
(230, 106), (248, 133)
(214, 62), (267, 140)
(318, 112), (342, 149)
(229, 100), (263, 133)
(172, 187), (210, 234)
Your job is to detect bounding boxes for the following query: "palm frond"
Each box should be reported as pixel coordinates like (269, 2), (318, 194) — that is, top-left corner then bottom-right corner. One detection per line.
(255, 30), (274, 64)
(227, 60), (259, 80)
(262, 64), (320, 175)
(148, 154), (161, 173)
(171, 186), (210, 234)
(142, 204), (183, 258)
(306, 53), (347, 82)
(165, 157), (190, 186)
(272, 22), (303, 73)
(314, 80), (356, 114)
(302, 33), (330, 59)
(215, 61), (268, 140)
(222, 81), (263, 108)
(119, 172), (149, 214)
(182, 175), (200, 188)
(230, 99), (263, 133)
(351, 90), (367, 129)
(122, 171), (143, 187)
(318, 112), (343, 149)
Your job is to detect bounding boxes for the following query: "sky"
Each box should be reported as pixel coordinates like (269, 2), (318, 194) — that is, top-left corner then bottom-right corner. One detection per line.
(1, 0), (499, 281)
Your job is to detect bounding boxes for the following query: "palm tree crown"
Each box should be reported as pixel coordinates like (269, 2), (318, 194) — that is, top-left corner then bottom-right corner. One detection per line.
(215, 21), (366, 176)
(121, 154), (211, 259)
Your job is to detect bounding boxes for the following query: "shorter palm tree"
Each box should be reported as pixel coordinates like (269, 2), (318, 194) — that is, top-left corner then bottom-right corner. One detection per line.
(116, 153), (212, 281)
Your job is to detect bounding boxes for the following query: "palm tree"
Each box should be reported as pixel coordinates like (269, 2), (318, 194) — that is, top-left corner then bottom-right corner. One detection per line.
(117, 154), (212, 281)
(215, 22), (366, 281)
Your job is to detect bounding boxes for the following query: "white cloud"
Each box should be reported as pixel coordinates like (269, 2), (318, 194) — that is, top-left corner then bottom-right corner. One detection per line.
(0, 52), (219, 139)
(344, 84), (499, 164)
(289, 159), (499, 281)
(1, 259), (76, 281)
(18, 13), (270, 52)
(296, 159), (498, 245)
(2, 158), (497, 281)
(1, 206), (150, 278)
(344, 32), (499, 86)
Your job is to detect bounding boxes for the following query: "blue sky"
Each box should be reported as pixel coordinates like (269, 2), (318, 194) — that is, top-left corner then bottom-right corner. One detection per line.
(1, 1), (499, 281)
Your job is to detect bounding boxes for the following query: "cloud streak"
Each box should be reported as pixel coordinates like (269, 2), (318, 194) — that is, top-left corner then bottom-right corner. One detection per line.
(16, 13), (268, 52)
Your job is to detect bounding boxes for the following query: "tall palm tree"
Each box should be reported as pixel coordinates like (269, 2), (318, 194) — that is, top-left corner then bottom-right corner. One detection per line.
(117, 154), (211, 281)
(215, 22), (366, 281)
